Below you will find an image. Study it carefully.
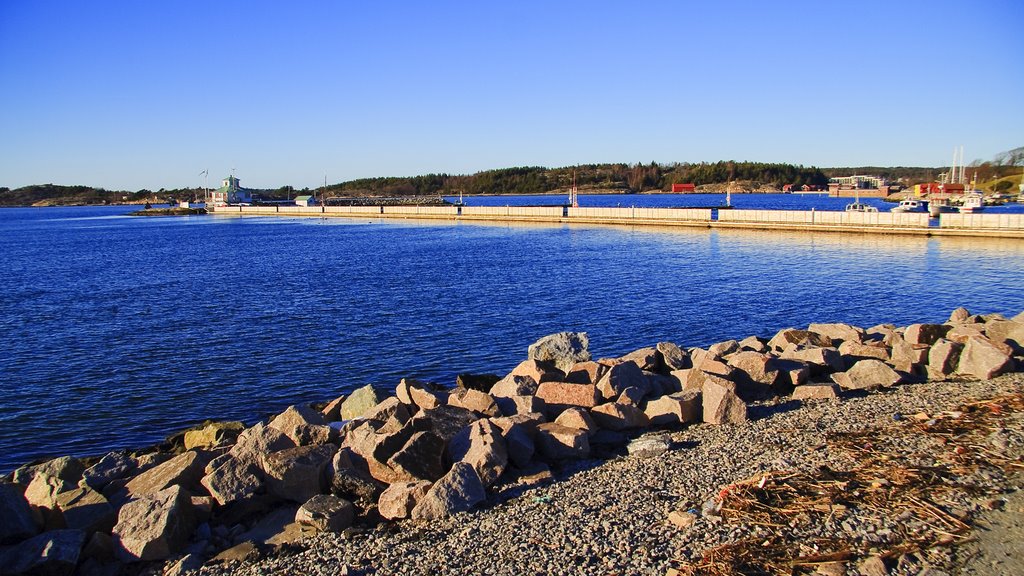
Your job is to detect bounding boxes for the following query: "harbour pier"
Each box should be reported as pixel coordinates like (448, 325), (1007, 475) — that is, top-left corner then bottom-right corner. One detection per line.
(208, 205), (1024, 239)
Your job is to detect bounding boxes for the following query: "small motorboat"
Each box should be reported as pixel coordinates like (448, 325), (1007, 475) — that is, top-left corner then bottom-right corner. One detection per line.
(891, 199), (928, 213)
(845, 202), (879, 213)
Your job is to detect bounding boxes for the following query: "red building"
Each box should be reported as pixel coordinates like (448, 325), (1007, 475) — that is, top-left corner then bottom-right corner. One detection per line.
(671, 183), (696, 193)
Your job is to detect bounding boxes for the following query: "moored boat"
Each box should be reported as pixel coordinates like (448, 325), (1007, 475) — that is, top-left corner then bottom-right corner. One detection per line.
(959, 192), (984, 213)
(890, 199), (927, 213)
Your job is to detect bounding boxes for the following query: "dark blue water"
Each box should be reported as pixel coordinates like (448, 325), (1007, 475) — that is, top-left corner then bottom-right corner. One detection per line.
(2, 199), (1023, 472)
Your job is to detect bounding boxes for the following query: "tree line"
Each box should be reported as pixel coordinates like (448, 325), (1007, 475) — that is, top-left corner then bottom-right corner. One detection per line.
(4, 150), (1021, 206)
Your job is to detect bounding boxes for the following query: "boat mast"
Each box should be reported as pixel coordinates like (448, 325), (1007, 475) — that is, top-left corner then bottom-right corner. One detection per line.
(569, 170), (579, 208)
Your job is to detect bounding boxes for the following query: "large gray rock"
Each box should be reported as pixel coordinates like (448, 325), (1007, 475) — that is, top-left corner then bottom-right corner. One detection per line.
(122, 451), (207, 500)
(410, 463), (486, 520)
(0, 482), (38, 544)
(263, 444), (337, 503)
(957, 336), (1013, 380)
(294, 494), (354, 532)
(701, 375), (747, 424)
(0, 529), (85, 575)
(534, 423), (590, 460)
(448, 420), (508, 488)
(378, 481), (432, 520)
(527, 332), (591, 374)
(831, 359), (902, 391)
(112, 485), (196, 562)
(201, 457), (264, 506)
(340, 385), (387, 421)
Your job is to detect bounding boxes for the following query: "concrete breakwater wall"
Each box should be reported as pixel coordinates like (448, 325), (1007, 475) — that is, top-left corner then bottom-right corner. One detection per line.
(2, 309), (1023, 574)
(210, 205), (1024, 237)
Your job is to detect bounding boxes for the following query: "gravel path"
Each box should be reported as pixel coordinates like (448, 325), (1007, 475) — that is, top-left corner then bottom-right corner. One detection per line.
(195, 374), (1024, 576)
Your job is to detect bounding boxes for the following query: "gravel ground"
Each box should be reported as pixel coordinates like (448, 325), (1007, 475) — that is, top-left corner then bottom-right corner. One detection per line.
(194, 373), (1024, 576)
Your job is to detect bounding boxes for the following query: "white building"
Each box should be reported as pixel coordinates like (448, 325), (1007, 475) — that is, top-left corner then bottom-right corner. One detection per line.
(208, 175), (253, 206)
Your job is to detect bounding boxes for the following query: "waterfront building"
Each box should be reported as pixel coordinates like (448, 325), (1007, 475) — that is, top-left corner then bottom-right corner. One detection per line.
(294, 195), (318, 207)
(209, 175), (253, 206)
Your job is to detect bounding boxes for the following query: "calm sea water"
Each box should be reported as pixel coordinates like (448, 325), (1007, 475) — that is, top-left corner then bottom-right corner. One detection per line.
(2, 195), (1023, 472)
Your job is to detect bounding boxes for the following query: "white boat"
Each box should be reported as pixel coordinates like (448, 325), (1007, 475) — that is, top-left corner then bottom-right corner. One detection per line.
(890, 199), (928, 213)
(844, 186), (878, 212)
(959, 192), (984, 213)
(845, 202), (878, 213)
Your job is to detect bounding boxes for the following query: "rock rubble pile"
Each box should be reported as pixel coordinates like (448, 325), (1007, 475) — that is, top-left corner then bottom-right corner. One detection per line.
(1, 310), (1023, 575)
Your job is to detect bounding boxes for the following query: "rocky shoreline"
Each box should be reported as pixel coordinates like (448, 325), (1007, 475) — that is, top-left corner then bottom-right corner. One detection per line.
(2, 309), (1022, 576)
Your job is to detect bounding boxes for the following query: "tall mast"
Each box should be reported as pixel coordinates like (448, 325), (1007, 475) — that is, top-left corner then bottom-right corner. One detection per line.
(569, 170), (579, 208)
(954, 144), (962, 184)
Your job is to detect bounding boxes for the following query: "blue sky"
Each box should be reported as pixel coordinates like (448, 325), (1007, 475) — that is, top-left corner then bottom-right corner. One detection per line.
(1, 0), (1021, 191)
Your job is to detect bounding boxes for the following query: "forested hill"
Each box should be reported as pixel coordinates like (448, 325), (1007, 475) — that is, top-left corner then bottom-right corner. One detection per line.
(327, 162), (830, 197)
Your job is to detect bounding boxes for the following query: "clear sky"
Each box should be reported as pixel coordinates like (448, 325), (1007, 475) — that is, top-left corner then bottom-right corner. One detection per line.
(1, 0), (1021, 191)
